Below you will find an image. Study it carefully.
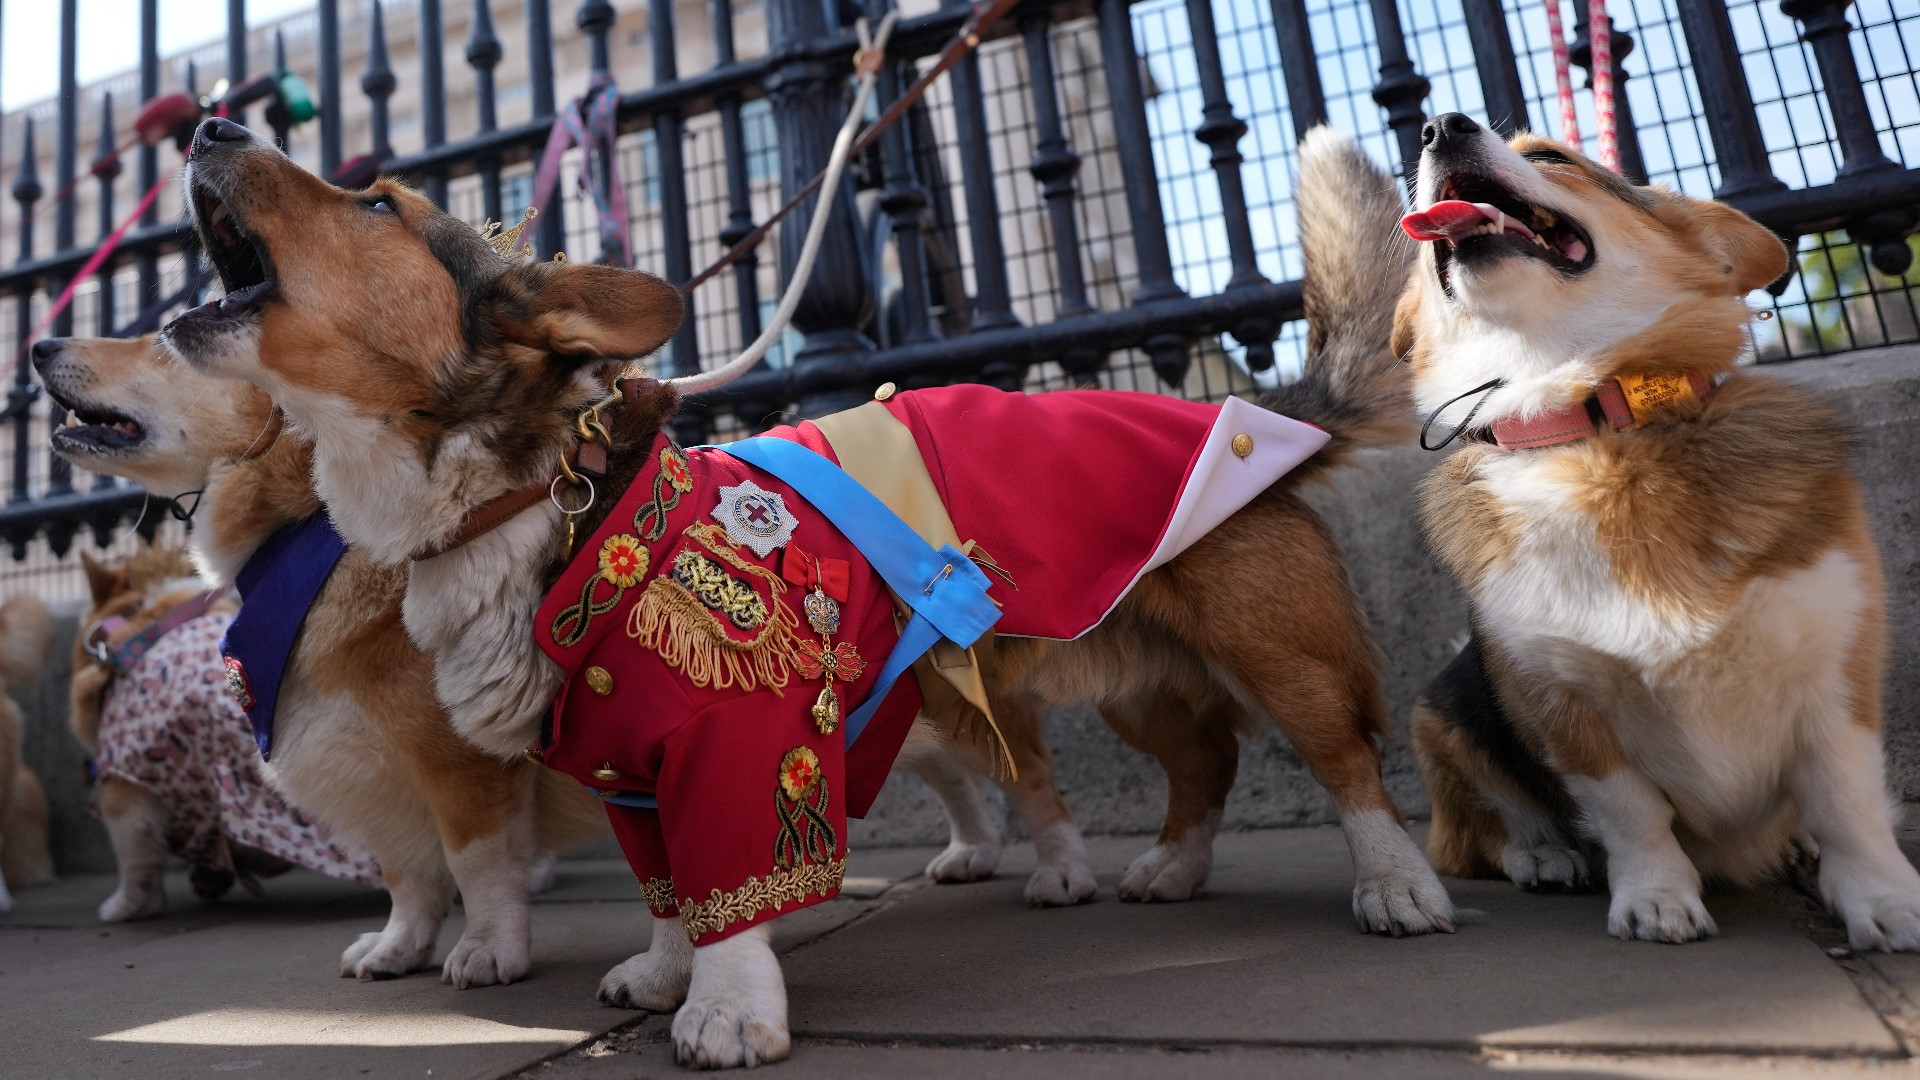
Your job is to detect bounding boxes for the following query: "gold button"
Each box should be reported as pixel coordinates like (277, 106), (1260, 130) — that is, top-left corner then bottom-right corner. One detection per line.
(592, 763), (621, 782)
(1230, 433), (1254, 458)
(873, 381), (897, 402)
(585, 666), (614, 695)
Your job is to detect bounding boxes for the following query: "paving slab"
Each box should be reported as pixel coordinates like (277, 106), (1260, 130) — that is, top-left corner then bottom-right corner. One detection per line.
(537, 1022), (1908, 1080)
(777, 828), (1898, 1056)
(0, 851), (924, 1080)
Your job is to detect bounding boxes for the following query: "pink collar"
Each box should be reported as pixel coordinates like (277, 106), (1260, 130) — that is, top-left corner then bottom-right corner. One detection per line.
(1481, 371), (1717, 450)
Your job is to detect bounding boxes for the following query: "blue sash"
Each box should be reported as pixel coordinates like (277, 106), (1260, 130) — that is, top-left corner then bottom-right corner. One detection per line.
(720, 437), (1000, 744)
(593, 439), (1000, 812)
(219, 513), (348, 761)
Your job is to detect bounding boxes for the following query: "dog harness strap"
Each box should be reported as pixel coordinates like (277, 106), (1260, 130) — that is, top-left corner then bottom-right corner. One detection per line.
(220, 513), (349, 761)
(89, 587), (230, 675)
(718, 436), (1002, 746)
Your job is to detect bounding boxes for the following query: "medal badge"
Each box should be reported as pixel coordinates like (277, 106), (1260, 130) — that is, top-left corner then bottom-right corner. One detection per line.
(712, 479), (796, 557)
(783, 547), (862, 735)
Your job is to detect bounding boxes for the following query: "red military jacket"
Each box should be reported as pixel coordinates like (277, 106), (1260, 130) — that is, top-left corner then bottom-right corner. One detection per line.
(534, 385), (1327, 944)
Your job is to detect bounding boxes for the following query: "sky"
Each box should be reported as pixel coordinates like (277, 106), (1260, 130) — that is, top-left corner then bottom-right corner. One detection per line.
(2, 0), (316, 111)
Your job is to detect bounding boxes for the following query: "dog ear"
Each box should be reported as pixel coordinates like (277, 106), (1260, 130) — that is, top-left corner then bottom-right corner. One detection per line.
(492, 262), (685, 362)
(1693, 200), (1789, 295)
(1391, 283), (1421, 362)
(80, 552), (122, 606)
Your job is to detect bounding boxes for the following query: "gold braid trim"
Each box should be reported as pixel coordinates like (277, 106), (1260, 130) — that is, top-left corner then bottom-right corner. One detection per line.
(679, 858), (846, 940)
(639, 877), (678, 915)
(626, 525), (800, 695)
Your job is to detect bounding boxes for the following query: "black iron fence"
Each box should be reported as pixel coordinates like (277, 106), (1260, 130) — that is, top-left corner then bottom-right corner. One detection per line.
(0, 0), (1916, 593)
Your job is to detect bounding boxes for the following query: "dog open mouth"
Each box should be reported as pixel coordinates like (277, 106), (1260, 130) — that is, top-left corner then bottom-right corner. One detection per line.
(1401, 173), (1595, 295)
(180, 182), (275, 323)
(45, 386), (146, 455)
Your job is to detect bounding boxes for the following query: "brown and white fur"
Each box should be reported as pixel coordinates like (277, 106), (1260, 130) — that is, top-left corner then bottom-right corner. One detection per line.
(69, 544), (289, 920)
(0, 591), (53, 913)
(37, 333), (611, 984)
(165, 116), (1452, 1068)
(1399, 113), (1920, 949)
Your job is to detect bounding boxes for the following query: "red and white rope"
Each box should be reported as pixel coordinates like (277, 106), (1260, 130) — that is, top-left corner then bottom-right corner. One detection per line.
(1544, 0), (1581, 148)
(1545, 0), (1621, 172)
(1588, 0), (1620, 170)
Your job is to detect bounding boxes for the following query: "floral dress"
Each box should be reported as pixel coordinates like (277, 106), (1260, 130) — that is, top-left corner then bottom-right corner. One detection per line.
(93, 609), (382, 888)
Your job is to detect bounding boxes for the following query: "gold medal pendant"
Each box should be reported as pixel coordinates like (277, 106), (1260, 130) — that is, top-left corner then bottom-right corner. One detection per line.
(811, 684), (842, 735)
(804, 587), (841, 635)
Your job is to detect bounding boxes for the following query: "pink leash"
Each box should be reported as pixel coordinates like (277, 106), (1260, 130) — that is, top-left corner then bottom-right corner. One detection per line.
(1545, 0), (1620, 172)
(16, 162), (181, 365)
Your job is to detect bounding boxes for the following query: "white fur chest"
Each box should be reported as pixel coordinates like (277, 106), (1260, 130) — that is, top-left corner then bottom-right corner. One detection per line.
(1471, 452), (1713, 667)
(1465, 452), (1871, 829)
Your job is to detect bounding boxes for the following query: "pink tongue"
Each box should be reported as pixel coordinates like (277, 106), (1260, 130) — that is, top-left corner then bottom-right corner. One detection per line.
(1400, 200), (1495, 242)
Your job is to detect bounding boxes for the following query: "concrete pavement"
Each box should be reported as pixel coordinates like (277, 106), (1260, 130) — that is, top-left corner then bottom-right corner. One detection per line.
(6, 826), (1920, 1079)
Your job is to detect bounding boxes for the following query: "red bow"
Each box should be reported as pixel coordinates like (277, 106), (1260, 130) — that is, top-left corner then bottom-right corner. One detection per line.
(782, 548), (850, 602)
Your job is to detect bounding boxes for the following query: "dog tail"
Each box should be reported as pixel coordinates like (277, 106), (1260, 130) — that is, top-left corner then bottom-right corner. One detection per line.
(532, 765), (619, 854)
(0, 594), (51, 690)
(1256, 126), (1413, 475)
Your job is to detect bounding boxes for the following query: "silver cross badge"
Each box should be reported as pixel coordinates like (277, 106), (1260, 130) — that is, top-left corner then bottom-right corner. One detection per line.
(713, 479), (796, 557)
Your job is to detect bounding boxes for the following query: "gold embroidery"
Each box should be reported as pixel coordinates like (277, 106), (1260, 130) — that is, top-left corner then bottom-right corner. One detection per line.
(639, 876), (678, 914)
(670, 549), (769, 629)
(660, 446), (694, 493)
(628, 578), (799, 694)
(551, 567), (625, 647)
(626, 525), (801, 695)
(553, 442), (691, 648)
(678, 858), (846, 940)
(775, 750), (836, 871)
(634, 445), (693, 541)
(598, 534), (649, 588)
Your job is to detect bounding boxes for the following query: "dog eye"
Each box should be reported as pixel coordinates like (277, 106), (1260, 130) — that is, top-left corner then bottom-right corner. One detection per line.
(366, 198), (397, 215)
(1522, 149), (1575, 166)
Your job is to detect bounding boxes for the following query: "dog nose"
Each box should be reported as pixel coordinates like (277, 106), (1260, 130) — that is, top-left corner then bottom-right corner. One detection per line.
(1421, 112), (1482, 149)
(193, 117), (252, 153)
(28, 339), (61, 370)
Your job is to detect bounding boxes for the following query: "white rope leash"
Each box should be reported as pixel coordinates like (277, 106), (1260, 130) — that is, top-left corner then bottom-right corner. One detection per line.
(668, 12), (900, 396)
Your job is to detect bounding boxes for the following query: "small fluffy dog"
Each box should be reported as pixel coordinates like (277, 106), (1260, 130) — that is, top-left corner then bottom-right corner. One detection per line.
(72, 544), (386, 921)
(1398, 113), (1920, 949)
(163, 116), (1451, 1068)
(0, 592), (52, 912)
(37, 333), (610, 984)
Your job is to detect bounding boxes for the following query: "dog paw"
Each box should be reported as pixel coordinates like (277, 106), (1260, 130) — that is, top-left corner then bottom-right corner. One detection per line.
(925, 840), (1000, 884)
(670, 987), (790, 1069)
(1118, 840), (1211, 903)
(1502, 843), (1591, 892)
(599, 948), (693, 1011)
(1822, 857), (1920, 952)
(189, 864), (235, 902)
(1024, 853), (1097, 907)
(1608, 886), (1716, 943)
(441, 932), (530, 989)
(1840, 890), (1920, 953)
(1352, 868), (1458, 937)
(97, 885), (166, 923)
(339, 931), (433, 980)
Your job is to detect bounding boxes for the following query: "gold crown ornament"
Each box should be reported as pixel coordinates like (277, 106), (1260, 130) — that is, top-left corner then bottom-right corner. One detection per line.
(479, 206), (538, 262)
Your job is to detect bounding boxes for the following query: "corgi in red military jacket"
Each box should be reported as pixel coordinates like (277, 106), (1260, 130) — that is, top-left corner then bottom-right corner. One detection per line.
(534, 384), (1328, 945)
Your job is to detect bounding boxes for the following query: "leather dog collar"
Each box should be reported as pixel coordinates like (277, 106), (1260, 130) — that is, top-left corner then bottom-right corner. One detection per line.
(411, 379), (647, 562)
(1476, 370), (1717, 450)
